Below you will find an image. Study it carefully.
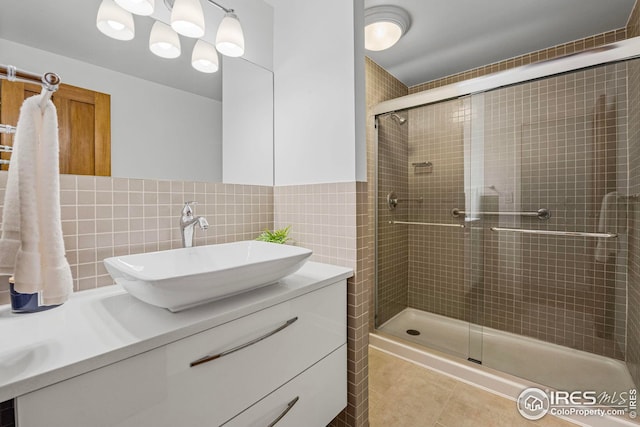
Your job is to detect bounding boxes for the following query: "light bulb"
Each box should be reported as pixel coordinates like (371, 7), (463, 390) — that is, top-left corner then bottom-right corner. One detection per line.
(171, 0), (205, 38)
(149, 20), (181, 59)
(364, 21), (403, 51)
(107, 20), (125, 31)
(215, 12), (244, 57)
(192, 40), (219, 73)
(96, 0), (135, 41)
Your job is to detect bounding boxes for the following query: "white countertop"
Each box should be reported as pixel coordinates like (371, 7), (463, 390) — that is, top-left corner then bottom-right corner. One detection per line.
(0, 261), (353, 402)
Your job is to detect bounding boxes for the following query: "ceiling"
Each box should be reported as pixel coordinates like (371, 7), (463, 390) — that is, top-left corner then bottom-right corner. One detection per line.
(365, 0), (637, 88)
(1, 1), (637, 99)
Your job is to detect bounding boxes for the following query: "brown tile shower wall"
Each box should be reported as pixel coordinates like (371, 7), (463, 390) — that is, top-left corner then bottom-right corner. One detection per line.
(365, 58), (409, 330)
(403, 62), (630, 360)
(627, 58), (640, 385)
(274, 182), (370, 427)
(376, 115), (409, 326)
(0, 173), (274, 304)
(406, 99), (469, 322)
(482, 64), (628, 359)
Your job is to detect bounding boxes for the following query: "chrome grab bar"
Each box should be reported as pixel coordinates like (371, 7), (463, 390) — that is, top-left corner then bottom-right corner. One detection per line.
(389, 220), (465, 228)
(451, 208), (551, 220)
(491, 227), (617, 238)
(190, 317), (298, 368)
(266, 397), (299, 427)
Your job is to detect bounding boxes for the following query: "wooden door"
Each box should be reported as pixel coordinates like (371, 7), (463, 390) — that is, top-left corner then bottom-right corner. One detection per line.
(0, 80), (111, 176)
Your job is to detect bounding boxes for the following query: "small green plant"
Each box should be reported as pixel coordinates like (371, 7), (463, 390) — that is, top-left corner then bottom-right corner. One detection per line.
(256, 225), (291, 244)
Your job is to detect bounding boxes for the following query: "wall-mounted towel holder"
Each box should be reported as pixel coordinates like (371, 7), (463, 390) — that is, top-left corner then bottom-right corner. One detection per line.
(0, 64), (60, 112)
(0, 124), (15, 166)
(0, 64), (60, 167)
(0, 124), (16, 134)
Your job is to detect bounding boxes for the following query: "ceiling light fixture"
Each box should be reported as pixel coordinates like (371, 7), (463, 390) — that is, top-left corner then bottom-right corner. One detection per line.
(97, 0), (135, 41)
(115, 0), (155, 16)
(364, 5), (410, 52)
(149, 20), (181, 58)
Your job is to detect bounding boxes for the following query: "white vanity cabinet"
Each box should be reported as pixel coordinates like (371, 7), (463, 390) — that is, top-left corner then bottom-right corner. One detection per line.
(15, 279), (347, 427)
(223, 345), (346, 427)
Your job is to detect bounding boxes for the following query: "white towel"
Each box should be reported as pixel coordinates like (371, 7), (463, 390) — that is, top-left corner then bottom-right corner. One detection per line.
(37, 98), (73, 305)
(0, 95), (72, 305)
(0, 114), (21, 274)
(15, 96), (43, 292)
(595, 191), (618, 263)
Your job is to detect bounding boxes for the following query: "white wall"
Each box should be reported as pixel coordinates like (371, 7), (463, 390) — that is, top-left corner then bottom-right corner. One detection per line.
(270, 0), (365, 185)
(223, 58), (274, 185)
(353, 0), (366, 182)
(233, 0), (274, 71)
(0, 38), (222, 182)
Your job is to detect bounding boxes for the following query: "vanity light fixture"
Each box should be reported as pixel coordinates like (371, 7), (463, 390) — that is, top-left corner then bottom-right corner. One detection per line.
(97, 0), (244, 72)
(149, 21), (181, 58)
(364, 5), (410, 51)
(96, 0), (135, 41)
(167, 0), (245, 57)
(191, 40), (219, 73)
(115, 0), (155, 16)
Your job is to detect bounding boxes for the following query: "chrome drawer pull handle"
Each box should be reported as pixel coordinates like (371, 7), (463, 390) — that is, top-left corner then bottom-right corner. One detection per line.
(267, 396), (299, 427)
(190, 317), (298, 367)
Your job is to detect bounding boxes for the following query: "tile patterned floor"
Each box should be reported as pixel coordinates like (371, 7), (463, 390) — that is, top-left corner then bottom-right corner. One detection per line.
(368, 347), (577, 427)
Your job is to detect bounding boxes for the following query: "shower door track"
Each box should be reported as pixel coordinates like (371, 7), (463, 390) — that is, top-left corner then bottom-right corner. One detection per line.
(372, 37), (640, 116)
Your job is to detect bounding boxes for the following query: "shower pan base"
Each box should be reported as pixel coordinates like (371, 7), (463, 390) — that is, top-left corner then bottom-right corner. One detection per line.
(374, 308), (637, 427)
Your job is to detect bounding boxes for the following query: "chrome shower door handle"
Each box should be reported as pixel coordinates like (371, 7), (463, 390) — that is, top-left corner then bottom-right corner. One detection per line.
(189, 317), (299, 367)
(451, 207), (551, 220)
(266, 396), (299, 427)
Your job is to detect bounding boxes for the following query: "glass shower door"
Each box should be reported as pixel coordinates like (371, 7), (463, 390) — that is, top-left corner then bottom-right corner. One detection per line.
(375, 98), (479, 361)
(474, 60), (634, 396)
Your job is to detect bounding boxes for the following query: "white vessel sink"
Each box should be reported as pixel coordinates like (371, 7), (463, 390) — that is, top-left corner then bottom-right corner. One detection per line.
(103, 241), (312, 312)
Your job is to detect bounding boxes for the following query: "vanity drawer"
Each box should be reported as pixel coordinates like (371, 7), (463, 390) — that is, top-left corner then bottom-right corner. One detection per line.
(163, 279), (346, 424)
(16, 280), (346, 427)
(223, 344), (347, 427)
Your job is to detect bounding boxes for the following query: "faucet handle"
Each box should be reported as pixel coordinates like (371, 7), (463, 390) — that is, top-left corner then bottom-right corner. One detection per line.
(182, 201), (198, 216)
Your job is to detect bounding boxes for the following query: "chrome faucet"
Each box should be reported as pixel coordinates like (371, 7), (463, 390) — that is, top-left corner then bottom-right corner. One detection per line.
(180, 201), (209, 248)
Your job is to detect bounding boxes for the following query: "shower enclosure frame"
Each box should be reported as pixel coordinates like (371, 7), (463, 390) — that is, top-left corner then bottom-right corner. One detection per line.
(373, 37), (640, 322)
(373, 38), (640, 116)
(372, 35), (640, 374)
